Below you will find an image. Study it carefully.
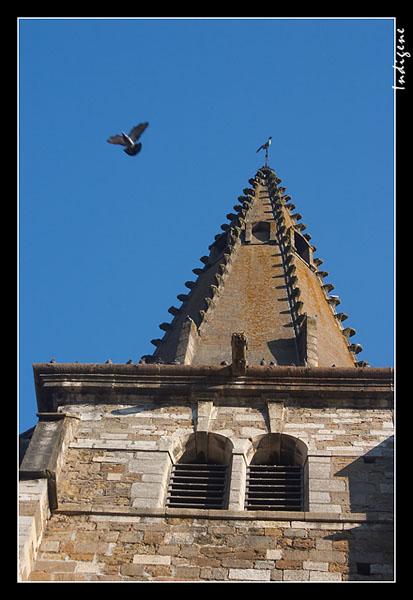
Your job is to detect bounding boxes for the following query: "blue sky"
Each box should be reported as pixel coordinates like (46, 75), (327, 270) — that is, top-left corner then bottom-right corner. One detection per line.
(18, 17), (395, 433)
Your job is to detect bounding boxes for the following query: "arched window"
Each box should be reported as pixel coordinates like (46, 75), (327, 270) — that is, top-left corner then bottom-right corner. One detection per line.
(245, 433), (308, 511)
(166, 432), (233, 510)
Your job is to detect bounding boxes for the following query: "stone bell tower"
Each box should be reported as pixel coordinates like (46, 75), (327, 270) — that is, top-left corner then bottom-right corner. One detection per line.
(19, 165), (394, 582)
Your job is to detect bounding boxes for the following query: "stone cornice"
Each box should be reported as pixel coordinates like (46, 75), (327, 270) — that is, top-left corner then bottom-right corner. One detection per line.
(33, 363), (394, 412)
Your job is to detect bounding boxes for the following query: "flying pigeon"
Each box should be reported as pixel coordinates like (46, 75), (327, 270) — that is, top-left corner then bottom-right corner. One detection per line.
(107, 122), (149, 156)
(256, 136), (272, 153)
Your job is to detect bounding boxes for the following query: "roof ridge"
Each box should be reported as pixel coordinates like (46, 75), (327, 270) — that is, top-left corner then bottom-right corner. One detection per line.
(262, 167), (366, 367)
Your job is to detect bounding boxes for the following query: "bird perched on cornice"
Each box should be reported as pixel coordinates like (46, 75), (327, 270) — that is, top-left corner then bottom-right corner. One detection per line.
(256, 136), (272, 153)
(107, 122), (149, 156)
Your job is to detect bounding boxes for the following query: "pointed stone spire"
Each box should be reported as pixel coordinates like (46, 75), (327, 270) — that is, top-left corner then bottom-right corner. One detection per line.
(149, 166), (363, 368)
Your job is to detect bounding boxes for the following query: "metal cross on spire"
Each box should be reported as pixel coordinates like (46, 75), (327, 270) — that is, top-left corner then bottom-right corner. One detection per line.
(256, 136), (272, 167)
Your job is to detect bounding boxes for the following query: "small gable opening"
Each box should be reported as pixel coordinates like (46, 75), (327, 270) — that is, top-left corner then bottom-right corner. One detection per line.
(294, 230), (312, 265)
(252, 221), (270, 243)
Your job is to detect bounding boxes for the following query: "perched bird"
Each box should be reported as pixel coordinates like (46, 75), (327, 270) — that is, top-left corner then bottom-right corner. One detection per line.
(260, 358), (266, 366)
(256, 136), (272, 153)
(107, 122), (149, 156)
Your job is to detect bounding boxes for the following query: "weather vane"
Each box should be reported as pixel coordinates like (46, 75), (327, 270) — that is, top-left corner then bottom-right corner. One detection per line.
(256, 136), (272, 167)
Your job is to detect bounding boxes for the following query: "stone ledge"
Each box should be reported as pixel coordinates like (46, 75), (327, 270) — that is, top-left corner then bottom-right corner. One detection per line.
(53, 503), (393, 524)
(33, 363), (394, 380)
(33, 363), (394, 412)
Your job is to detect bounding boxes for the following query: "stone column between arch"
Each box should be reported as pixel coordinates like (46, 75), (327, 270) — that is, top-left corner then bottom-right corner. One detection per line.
(227, 439), (251, 511)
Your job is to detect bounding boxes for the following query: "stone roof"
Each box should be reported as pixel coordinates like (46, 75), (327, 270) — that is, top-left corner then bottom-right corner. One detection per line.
(147, 167), (365, 368)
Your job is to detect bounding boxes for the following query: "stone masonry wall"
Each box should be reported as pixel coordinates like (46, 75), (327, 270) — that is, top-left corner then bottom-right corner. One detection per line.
(53, 399), (393, 515)
(29, 512), (393, 582)
(25, 396), (393, 581)
(19, 479), (50, 581)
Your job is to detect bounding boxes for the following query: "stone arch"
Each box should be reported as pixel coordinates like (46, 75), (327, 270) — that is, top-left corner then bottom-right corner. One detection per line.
(166, 432), (233, 509)
(174, 431), (234, 465)
(244, 433), (309, 511)
(248, 432), (308, 466)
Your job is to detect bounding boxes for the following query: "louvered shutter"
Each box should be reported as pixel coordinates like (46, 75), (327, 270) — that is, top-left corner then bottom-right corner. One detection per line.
(167, 463), (228, 509)
(245, 465), (303, 511)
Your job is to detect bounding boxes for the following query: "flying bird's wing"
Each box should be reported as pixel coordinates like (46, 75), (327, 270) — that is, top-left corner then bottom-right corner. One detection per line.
(124, 142), (142, 156)
(107, 134), (128, 146)
(128, 122), (149, 142)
